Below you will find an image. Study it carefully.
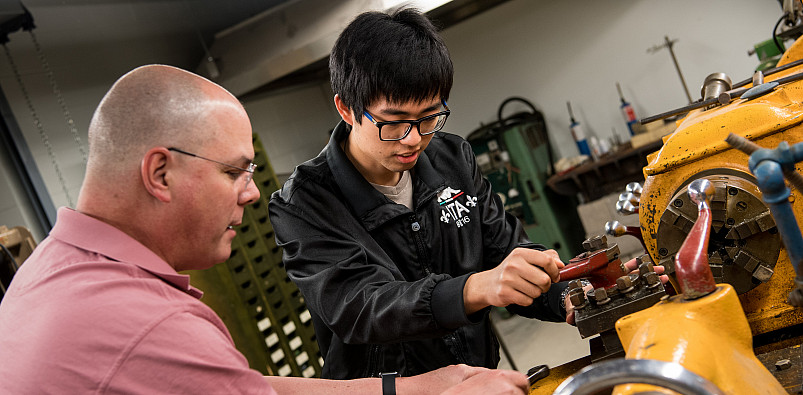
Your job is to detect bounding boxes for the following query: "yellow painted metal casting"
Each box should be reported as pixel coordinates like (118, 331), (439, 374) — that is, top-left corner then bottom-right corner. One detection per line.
(613, 285), (785, 394)
(639, 36), (803, 336)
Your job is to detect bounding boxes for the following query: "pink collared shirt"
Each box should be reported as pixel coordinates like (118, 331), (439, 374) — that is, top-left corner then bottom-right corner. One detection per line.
(0, 208), (276, 394)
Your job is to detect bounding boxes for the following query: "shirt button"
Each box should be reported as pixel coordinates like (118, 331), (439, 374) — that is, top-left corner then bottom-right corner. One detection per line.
(411, 222), (421, 231)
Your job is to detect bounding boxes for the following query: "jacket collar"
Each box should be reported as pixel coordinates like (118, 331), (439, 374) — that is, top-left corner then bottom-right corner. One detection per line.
(326, 120), (446, 219)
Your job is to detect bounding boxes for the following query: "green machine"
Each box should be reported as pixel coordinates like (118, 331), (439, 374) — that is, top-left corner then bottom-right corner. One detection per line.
(467, 97), (585, 261)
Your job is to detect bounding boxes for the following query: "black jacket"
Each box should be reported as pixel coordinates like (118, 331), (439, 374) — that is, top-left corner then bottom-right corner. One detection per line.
(268, 121), (568, 379)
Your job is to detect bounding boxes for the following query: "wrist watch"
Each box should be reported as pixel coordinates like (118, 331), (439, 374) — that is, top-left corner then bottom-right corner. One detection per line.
(380, 371), (399, 395)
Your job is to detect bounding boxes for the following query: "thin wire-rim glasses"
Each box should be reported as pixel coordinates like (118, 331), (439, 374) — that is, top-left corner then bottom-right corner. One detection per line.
(168, 147), (257, 191)
(363, 102), (450, 141)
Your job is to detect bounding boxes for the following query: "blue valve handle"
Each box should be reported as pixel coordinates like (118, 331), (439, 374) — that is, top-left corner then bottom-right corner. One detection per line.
(726, 133), (803, 307)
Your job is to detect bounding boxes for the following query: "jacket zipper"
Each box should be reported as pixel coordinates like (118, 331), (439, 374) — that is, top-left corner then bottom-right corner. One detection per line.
(409, 214), (432, 275)
(444, 333), (469, 364)
(365, 344), (380, 377)
(411, 214), (469, 364)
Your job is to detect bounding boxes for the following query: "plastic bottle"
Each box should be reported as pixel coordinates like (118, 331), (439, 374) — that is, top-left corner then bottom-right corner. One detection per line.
(567, 101), (591, 157)
(617, 82), (638, 136)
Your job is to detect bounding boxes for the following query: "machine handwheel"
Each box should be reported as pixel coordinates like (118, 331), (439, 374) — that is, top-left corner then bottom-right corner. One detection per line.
(552, 359), (725, 395)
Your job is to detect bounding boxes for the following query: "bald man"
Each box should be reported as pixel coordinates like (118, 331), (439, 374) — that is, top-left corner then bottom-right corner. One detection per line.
(0, 65), (528, 394)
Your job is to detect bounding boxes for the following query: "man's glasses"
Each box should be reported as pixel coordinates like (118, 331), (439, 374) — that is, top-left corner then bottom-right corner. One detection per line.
(363, 102), (450, 141)
(168, 147), (257, 191)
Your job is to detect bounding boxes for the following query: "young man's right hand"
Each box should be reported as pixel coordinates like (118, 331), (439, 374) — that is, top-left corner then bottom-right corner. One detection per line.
(463, 248), (564, 314)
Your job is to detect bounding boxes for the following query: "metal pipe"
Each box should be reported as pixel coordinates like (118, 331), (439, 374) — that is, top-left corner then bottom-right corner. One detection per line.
(726, 133), (803, 306)
(552, 359), (726, 395)
(753, 161), (803, 306)
(642, 68), (803, 125)
(726, 133), (803, 197)
(731, 57), (803, 89)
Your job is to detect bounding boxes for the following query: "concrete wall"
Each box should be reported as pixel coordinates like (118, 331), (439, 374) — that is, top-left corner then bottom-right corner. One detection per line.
(441, 0), (780, 158)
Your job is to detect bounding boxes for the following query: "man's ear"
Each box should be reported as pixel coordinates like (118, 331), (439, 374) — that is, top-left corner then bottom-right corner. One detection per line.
(333, 94), (354, 126)
(141, 147), (172, 203)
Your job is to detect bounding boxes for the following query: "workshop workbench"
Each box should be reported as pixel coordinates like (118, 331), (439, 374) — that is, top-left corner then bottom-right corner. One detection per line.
(546, 139), (664, 202)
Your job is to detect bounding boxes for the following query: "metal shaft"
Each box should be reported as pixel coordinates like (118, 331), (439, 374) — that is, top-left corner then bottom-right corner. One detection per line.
(665, 36), (693, 103)
(726, 133), (803, 193)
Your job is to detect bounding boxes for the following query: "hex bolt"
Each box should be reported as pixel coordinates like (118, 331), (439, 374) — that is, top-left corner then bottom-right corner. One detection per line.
(582, 235), (608, 252)
(636, 254), (652, 266)
(593, 288), (610, 305)
(570, 291), (587, 309)
(629, 272), (641, 287)
(728, 187), (738, 196)
(775, 359), (791, 371)
(639, 262), (655, 276)
(616, 276), (634, 293)
(659, 248), (669, 257)
(673, 199), (684, 208)
(644, 272), (661, 287)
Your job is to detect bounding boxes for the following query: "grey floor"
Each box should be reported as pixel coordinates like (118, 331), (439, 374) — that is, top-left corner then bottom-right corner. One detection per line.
(492, 309), (591, 373)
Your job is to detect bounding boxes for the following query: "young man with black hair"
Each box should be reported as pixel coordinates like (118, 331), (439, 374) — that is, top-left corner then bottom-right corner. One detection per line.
(269, 8), (572, 380)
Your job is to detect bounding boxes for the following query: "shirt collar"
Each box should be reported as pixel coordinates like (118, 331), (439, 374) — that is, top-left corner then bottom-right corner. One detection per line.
(48, 207), (203, 299)
(325, 120), (445, 217)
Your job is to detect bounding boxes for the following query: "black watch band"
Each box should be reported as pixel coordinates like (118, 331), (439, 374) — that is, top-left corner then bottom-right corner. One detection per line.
(380, 371), (399, 395)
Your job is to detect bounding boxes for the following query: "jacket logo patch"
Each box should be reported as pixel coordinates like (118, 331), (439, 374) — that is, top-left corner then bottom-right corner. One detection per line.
(437, 187), (477, 228)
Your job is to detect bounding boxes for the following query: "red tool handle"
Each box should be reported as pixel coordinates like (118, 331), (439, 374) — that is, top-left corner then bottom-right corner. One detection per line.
(675, 179), (717, 299)
(560, 250), (625, 290)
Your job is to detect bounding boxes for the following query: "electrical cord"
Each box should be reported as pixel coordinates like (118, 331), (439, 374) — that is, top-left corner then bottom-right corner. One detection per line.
(774, 12), (788, 54)
(774, 0), (803, 54)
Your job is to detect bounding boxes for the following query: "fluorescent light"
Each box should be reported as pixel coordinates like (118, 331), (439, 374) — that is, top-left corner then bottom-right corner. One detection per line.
(382, 0), (453, 12)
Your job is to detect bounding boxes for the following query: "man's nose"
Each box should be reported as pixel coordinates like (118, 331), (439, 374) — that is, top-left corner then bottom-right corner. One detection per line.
(399, 125), (422, 145)
(240, 179), (261, 206)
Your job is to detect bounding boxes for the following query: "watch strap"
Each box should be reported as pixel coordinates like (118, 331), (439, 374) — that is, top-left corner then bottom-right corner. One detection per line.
(380, 371), (398, 395)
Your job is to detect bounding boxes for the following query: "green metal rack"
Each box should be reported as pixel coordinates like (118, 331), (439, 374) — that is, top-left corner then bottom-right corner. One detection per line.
(186, 134), (322, 378)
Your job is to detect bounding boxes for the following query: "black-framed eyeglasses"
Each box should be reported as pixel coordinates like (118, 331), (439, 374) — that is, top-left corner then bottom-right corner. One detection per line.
(363, 102), (450, 141)
(168, 147), (257, 191)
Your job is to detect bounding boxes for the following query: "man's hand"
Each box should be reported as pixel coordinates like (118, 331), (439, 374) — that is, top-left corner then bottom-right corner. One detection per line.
(266, 364), (527, 395)
(398, 364), (527, 395)
(464, 248), (564, 314)
(564, 257), (670, 325)
(439, 368), (528, 395)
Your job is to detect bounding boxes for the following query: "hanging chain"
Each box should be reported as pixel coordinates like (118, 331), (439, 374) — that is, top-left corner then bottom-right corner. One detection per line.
(3, 43), (74, 207)
(28, 30), (87, 165)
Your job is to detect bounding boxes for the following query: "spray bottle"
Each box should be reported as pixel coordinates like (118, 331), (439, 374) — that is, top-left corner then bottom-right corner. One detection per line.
(617, 82), (638, 136)
(567, 101), (591, 157)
